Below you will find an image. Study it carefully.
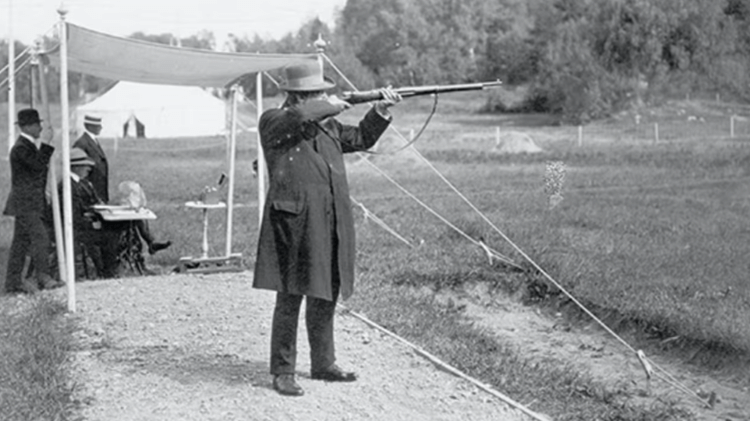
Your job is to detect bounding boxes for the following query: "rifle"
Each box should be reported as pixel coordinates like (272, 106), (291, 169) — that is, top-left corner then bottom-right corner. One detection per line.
(340, 80), (503, 104)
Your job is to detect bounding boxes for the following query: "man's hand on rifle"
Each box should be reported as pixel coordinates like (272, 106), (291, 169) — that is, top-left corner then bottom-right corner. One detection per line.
(327, 95), (353, 113)
(374, 87), (402, 118)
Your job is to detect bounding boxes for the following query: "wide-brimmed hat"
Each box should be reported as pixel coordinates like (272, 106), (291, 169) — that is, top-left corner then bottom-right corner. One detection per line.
(70, 148), (95, 167)
(16, 108), (42, 126)
(83, 114), (102, 126)
(278, 61), (335, 92)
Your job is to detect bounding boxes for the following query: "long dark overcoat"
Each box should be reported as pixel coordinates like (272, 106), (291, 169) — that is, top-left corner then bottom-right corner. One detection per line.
(3, 136), (54, 216)
(73, 132), (109, 202)
(253, 100), (390, 301)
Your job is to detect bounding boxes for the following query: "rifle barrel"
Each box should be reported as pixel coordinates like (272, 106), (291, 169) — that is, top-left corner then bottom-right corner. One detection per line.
(341, 80), (502, 104)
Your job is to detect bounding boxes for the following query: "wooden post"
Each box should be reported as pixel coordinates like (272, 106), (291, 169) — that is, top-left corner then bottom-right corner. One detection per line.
(7, 0), (15, 155)
(654, 123), (659, 144)
(578, 125), (583, 147)
(37, 49), (67, 285)
(730, 116), (735, 138)
(59, 5), (76, 312)
(256, 72), (265, 228)
(225, 86), (239, 257)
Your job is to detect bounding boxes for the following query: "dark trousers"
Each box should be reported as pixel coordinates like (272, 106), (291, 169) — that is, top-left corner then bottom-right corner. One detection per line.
(79, 228), (120, 279)
(5, 211), (51, 291)
(270, 280), (340, 375)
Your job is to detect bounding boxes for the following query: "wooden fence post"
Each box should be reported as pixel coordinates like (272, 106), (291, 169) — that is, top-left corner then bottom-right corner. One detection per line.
(654, 123), (659, 144)
(578, 125), (583, 147)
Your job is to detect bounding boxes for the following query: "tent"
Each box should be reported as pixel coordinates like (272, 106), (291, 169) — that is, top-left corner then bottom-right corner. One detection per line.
(75, 81), (227, 138)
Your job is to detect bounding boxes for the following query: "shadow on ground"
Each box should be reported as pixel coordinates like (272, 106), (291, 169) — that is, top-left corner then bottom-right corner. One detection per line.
(104, 346), (271, 388)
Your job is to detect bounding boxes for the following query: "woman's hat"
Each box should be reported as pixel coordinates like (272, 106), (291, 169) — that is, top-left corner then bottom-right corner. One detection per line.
(278, 61), (335, 92)
(16, 108), (42, 126)
(70, 148), (95, 167)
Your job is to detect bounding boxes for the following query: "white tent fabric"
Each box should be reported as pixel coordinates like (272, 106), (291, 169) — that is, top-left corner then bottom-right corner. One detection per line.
(76, 81), (227, 138)
(43, 23), (318, 87)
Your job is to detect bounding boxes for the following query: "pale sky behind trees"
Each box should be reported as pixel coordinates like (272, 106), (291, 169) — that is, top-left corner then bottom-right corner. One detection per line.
(0, 0), (347, 46)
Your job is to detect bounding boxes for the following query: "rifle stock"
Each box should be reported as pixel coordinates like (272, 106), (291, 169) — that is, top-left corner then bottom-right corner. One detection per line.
(341, 80), (502, 104)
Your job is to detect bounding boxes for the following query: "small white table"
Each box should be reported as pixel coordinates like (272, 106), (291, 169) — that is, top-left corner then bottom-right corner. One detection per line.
(184, 201), (226, 259)
(179, 201), (243, 274)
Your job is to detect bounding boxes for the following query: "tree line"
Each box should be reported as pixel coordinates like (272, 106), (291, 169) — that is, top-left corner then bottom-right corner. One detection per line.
(4, 0), (750, 123)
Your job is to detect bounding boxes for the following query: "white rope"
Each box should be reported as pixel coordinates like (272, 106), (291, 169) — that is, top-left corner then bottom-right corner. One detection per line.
(339, 304), (553, 421)
(0, 56), (32, 90)
(322, 53), (711, 409)
(351, 199), (415, 248)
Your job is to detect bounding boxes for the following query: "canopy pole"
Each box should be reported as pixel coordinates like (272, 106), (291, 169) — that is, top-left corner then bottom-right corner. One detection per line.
(256, 71), (265, 228)
(7, 0), (15, 155)
(225, 85), (239, 256)
(35, 41), (68, 285)
(58, 5), (76, 312)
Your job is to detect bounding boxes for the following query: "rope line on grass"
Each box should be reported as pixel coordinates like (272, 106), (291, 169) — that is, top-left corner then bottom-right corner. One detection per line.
(351, 199), (415, 248)
(322, 54), (712, 409)
(323, 54), (518, 269)
(359, 158), (521, 270)
(338, 304), (553, 421)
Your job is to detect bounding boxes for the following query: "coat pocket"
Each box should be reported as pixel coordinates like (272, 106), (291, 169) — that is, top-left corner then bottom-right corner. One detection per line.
(271, 200), (304, 215)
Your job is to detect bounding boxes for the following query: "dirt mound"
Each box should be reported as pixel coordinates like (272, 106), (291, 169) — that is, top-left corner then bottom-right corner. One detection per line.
(493, 131), (543, 154)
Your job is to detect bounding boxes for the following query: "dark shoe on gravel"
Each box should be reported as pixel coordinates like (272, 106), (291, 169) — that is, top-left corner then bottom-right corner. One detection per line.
(311, 364), (357, 382)
(273, 374), (304, 396)
(149, 241), (172, 255)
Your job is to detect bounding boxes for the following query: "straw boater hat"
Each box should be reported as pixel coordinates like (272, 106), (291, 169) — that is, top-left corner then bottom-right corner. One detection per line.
(16, 108), (43, 126)
(70, 148), (96, 167)
(83, 115), (102, 126)
(278, 61), (335, 92)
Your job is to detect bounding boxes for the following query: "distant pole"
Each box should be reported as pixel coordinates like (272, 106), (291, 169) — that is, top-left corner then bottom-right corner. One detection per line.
(8, 0), (15, 155)
(225, 85), (239, 257)
(653, 123), (659, 144)
(577, 125), (583, 147)
(495, 126), (500, 147)
(730, 115), (735, 138)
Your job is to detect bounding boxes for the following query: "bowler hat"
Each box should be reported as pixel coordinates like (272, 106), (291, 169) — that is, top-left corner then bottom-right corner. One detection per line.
(278, 61), (335, 92)
(70, 148), (95, 167)
(83, 114), (102, 126)
(16, 108), (42, 126)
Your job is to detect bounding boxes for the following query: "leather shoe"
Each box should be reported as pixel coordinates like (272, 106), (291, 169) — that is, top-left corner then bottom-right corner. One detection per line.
(311, 364), (357, 382)
(149, 241), (172, 255)
(273, 374), (304, 396)
(39, 274), (64, 290)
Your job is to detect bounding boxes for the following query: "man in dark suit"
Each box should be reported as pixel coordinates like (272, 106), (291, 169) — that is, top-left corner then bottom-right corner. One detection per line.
(3, 108), (60, 293)
(73, 115), (109, 202)
(253, 61), (401, 396)
(60, 148), (119, 279)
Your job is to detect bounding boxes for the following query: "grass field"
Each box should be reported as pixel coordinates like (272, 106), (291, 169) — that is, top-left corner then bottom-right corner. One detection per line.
(2, 94), (750, 418)
(3, 95), (750, 352)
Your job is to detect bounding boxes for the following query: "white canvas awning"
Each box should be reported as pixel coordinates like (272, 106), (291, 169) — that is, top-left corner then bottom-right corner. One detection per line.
(40, 20), (312, 312)
(43, 23), (317, 87)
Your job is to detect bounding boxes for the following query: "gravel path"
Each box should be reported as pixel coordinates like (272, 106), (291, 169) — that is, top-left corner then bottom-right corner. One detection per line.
(66, 273), (531, 421)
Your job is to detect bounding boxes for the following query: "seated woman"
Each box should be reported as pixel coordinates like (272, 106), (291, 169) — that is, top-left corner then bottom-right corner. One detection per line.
(114, 181), (171, 256)
(54, 149), (171, 279)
